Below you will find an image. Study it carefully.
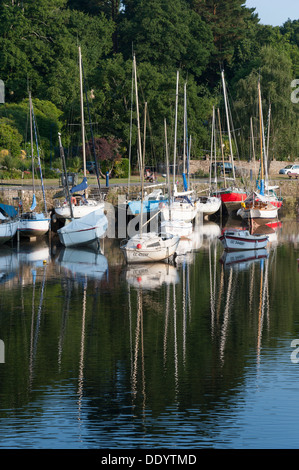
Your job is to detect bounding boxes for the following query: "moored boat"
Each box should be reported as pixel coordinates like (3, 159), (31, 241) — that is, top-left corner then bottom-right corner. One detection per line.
(120, 232), (180, 264)
(219, 228), (269, 251)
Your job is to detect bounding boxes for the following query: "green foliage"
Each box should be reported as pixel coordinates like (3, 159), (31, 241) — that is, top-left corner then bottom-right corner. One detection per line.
(0, 117), (23, 157)
(0, 0), (298, 177)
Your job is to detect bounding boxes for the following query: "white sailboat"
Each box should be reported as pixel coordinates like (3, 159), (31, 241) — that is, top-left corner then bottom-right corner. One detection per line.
(237, 81), (278, 223)
(160, 118), (193, 237)
(57, 133), (108, 248)
(121, 56), (180, 264)
(55, 46), (104, 221)
(197, 107), (221, 217)
(18, 92), (50, 238)
(0, 212), (19, 244)
(160, 72), (198, 225)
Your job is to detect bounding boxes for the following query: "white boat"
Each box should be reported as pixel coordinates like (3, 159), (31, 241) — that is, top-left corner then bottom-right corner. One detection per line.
(219, 229), (269, 251)
(120, 232), (180, 264)
(19, 92), (50, 238)
(160, 219), (193, 238)
(0, 213), (19, 244)
(18, 211), (50, 238)
(237, 191), (278, 222)
(57, 208), (108, 248)
(196, 195), (221, 216)
(55, 197), (104, 220)
(55, 47), (104, 222)
(160, 187), (198, 223)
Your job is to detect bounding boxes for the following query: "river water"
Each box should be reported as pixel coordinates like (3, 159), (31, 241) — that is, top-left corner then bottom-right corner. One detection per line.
(0, 216), (299, 450)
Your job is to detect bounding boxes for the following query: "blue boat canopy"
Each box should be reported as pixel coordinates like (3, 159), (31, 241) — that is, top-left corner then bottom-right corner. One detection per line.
(0, 203), (17, 218)
(70, 177), (88, 194)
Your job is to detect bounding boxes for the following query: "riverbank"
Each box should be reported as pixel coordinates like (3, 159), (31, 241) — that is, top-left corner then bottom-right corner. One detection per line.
(0, 158), (298, 219)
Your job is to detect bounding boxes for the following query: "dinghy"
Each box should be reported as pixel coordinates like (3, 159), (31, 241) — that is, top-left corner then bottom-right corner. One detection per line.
(219, 229), (269, 251)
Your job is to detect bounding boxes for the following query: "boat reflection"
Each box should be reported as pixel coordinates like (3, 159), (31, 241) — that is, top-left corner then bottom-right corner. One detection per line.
(0, 246), (19, 285)
(219, 248), (269, 270)
(17, 240), (51, 267)
(124, 262), (179, 290)
(57, 246), (108, 281)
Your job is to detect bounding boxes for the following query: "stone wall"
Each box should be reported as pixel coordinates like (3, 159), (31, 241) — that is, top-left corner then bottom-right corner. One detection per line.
(188, 158), (297, 177)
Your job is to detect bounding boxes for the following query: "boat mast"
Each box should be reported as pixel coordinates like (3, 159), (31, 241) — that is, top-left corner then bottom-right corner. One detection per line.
(258, 79), (264, 195)
(221, 71), (235, 181)
(173, 71), (179, 192)
(58, 132), (74, 220)
(183, 82), (186, 176)
(133, 55), (144, 238)
(164, 118), (171, 221)
(79, 46), (87, 198)
(217, 108), (226, 188)
(29, 92), (35, 195)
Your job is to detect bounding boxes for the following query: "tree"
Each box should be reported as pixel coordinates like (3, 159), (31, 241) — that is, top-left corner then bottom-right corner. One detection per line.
(233, 45), (299, 160)
(190, 0), (259, 86)
(86, 136), (122, 175)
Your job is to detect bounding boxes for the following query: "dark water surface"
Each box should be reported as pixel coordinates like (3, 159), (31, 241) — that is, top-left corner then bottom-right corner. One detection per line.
(0, 218), (299, 449)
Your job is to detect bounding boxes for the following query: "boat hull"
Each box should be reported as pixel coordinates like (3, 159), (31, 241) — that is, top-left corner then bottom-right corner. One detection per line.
(0, 220), (19, 244)
(121, 233), (180, 263)
(219, 230), (269, 251)
(57, 211), (108, 248)
(237, 207), (278, 223)
(197, 196), (221, 216)
(55, 201), (104, 219)
(218, 189), (247, 214)
(18, 213), (50, 237)
(161, 202), (198, 223)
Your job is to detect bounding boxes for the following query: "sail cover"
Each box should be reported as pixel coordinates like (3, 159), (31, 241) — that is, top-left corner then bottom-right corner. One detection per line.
(70, 177), (88, 194)
(30, 194), (37, 211)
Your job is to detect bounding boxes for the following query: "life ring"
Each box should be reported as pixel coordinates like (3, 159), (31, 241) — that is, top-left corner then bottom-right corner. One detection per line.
(71, 196), (77, 206)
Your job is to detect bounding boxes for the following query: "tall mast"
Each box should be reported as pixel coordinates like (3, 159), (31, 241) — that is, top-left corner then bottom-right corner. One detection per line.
(221, 71), (235, 181)
(183, 82), (186, 175)
(258, 79), (264, 195)
(133, 55), (144, 237)
(79, 46), (87, 197)
(217, 108), (226, 188)
(173, 71), (179, 191)
(29, 91), (35, 194)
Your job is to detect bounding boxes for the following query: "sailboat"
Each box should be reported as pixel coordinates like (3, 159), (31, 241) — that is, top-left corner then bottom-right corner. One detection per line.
(0, 211), (19, 244)
(57, 133), (108, 248)
(214, 71), (247, 214)
(18, 92), (50, 238)
(160, 118), (193, 238)
(55, 46), (104, 221)
(237, 80), (278, 223)
(197, 106), (221, 217)
(160, 72), (198, 225)
(120, 56), (180, 264)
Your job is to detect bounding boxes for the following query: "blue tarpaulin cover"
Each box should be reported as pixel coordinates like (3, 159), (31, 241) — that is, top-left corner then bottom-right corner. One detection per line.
(0, 203), (17, 217)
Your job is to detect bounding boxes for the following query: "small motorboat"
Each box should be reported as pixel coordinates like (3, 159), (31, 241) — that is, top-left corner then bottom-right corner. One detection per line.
(219, 229), (269, 251)
(120, 232), (180, 264)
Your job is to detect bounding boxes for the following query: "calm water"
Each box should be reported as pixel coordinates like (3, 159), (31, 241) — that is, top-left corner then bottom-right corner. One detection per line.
(0, 217), (299, 449)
